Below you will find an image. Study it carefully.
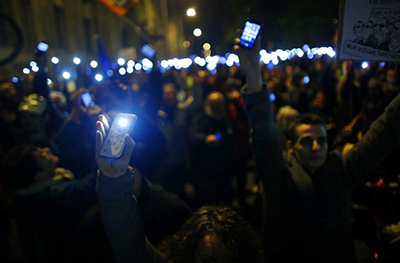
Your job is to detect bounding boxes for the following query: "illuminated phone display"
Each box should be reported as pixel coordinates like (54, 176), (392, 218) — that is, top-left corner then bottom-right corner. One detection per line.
(240, 20), (262, 48)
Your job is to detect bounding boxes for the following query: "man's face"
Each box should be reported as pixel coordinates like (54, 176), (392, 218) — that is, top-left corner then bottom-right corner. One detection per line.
(353, 22), (363, 37)
(363, 22), (374, 39)
(289, 124), (328, 173)
(373, 18), (389, 43)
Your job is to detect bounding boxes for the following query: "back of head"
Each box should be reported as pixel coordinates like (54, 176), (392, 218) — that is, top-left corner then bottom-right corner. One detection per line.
(2, 144), (39, 194)
(286, 113), (326, 143)
(158, 206), (264, 263)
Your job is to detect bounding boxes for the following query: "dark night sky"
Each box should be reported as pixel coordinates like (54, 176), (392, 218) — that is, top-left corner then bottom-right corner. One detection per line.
(182, 0), (341, 53)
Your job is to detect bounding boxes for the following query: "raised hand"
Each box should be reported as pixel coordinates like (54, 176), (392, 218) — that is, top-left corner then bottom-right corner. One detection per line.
(95, 114), (135, 178)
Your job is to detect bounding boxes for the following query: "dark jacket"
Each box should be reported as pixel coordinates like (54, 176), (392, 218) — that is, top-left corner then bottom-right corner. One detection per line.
(242, 88), (400, 263)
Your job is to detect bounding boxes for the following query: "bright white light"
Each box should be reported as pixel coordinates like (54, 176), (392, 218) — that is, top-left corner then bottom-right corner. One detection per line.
(30, 61), (37, 67)
(327, 47), (336, 58)
(47, 78), (52, 85)
(142, 58), (153, 70)
(179, 58), (192, 68)
(303, 75), (310, 84)
(51, 57), (59, 64)
(193, 28), (202, 37)
(119, 68), (126, 75)
(95, 74), (103, 82)
(134, 63), (142, 71)
(117, 58), (126, 66)
(206, 63), (217, 71)
(277, 49), (289, 61)
(187, 8), (196, 17)
(361, 62), (369, 69)
(272, 58), (279, 65)
(12, 77), (19, 83)
(194, 57), (206, 67)
(23, 68), (30, 74)
(161, 60), (169, 69)
(311, 48), (318, 55)
(227, 53), (239, 63)
(118, 118), (128, 127)
(307, 52), (314, 59)
(73, 57), (81, 65)
(90, 60), (98, 68)
(62, 72), (71, 80)
(127, 60), (135, 67)
(31, 66), (39, 72)
(127, 67), (134, 74)
(226, 59), (234, 67)
(296, 48), (304, 58)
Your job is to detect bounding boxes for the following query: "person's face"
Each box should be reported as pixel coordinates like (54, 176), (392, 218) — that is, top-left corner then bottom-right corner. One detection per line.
(390, 21), (400, 45)
(34, 147), (59, 172)
(194, 232), (233, 263)
(353, 22), (363, 37)
(363, 22), (374, 39)
(288, 124), (328, 173)
(373, 19), (389, 42)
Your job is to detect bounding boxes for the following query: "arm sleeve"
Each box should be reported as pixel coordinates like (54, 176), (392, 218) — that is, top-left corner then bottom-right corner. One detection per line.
(241, 86), (284, 181)
(343, 93), (400, 186)
(96, 168), (166, 263)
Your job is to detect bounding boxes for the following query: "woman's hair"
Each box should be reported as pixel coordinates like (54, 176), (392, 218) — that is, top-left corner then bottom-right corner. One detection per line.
(157, 206), (264, 263)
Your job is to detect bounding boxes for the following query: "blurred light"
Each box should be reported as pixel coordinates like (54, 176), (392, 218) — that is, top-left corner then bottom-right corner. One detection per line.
(90, 60), (98, 68)
(107, 70), (114, 77)
(12, 77), (19, 83)
(142, 58), (153, 70)
(31, 66), (39, 72)
(51, 57), (59, 64)
(380, 62), (386, 67)
(203, 43), (211, 50)
(311, 48), (319, 55)
(302, 44), (310, 52)
(327, 47), (336, 58)
(303, 75), (310, 84)
(30, 61), (37, 67)
(117, 58), (125, 66)
(187, 8), (196, 17)
(194, 57), (206, 66)
(272, 57), (279, 65)
(95, 74), (103, 82)
(193, 28), (202, 37)
(179, 58), (192, 68)
(47, 78), (52, 85)
(62, 72), (71, 80)
(161, 60), (169, 69)
(226, 59), (234, 67)
(307, 52), (314, 59)
(118, 118), (128, 127)
(296, 48), (304, 57)
(127, 60), (135, 67)
(361, 61), (369, 69)
(119, 68), (126, 75)
(85, 68), (92, 76)
(183, 41), (191, 48)
(267, 62), (274, 71)
(219, 57), (226, 64)
(206, 62), (217, 71)
(127, 67), (134, 74)
(23, 68), (30, 74)
(269, 93), (276, 102)
(73, 57), (81, 65)
(134, 63), (142, 71)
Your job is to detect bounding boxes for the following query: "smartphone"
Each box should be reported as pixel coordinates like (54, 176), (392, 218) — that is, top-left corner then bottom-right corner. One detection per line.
(100, 113), (137, 158)
(141, 44), (156, 58)
(81, 92), (95, 108)
(37, 42), (49, 52)
(239, 19), (262, 49)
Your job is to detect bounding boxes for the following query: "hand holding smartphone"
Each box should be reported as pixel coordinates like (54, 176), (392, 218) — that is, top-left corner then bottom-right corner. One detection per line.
(239, 19), (262, 49)
(81, 92), (95, 108)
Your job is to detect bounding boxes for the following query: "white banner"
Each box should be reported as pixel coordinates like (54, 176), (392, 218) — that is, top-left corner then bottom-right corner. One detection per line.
(338, 0), (400, 61)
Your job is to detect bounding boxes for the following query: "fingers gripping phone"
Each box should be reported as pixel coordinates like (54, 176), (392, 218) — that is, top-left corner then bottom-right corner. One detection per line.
(100, 113), (137, 158)
(239, 19), (262, 49)
(81, 92), (95, 107)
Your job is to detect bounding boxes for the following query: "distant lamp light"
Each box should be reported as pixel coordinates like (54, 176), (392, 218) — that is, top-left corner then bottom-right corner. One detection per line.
(23, 68), (30, 74)
(90, 60), (98, 68)
(30, 61), (37, 67)
(361, 61), (369, 69)
(12, 77), (19, 83)
(127, 60), (135, 67)
(127, 67), (134, 74)
(302, 44), (310, 52)
(73, 57), (81, 65)
(380, 62), (386, 67)
(51, 57), (59, 64)
(187, 8), (196, 17)
(161, 60), (169, 69)
(95, 74), (103, 82)
(269, 93), (276, 102)
(193, 28), (202, 37)
(62, 72), (71, 80)
(119, 68), (126, 75)
(183, 40), (191, 48)
(47, 78), (52, 85)
(134, 63), (142, 71)
(203, 43), (211, 50)
(107, 70), (114, 77)
(117, 58), (126, 66)
(303, 75), (310, 84)
(31, 66), (39, 72)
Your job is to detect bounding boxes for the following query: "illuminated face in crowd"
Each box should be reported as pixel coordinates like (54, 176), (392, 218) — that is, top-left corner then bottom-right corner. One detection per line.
(288, 124), (328, 173)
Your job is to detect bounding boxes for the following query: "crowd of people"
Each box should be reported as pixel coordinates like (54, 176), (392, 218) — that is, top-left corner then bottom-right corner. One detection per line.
(0, 35), (400, 263)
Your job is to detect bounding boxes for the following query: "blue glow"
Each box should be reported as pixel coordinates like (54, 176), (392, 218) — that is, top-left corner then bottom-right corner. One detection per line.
(30, 61), (37, 67)
(85, 68), (92, 76)
(302, 44), (310, 52)
(267, 62), (274, 71)
(380, 62), (386, 67)
(107, 70), (114, 77)
(12, 77), (19, 83)
(269, 93), (276, 102)
(215, 132), (222, 141)
(303, 75), (310, 84)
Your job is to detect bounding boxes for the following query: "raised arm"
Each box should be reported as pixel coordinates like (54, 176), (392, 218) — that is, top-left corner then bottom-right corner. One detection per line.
(235, 36), (284, 180)
(95, 115), (166, 263)
(343, 92), (400, 186)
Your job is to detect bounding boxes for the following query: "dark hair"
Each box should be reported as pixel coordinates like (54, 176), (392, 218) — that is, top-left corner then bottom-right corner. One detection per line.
(1, 144), (40, 193)
(157, 206), (264, 263)
(286, 113), (326, 142)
